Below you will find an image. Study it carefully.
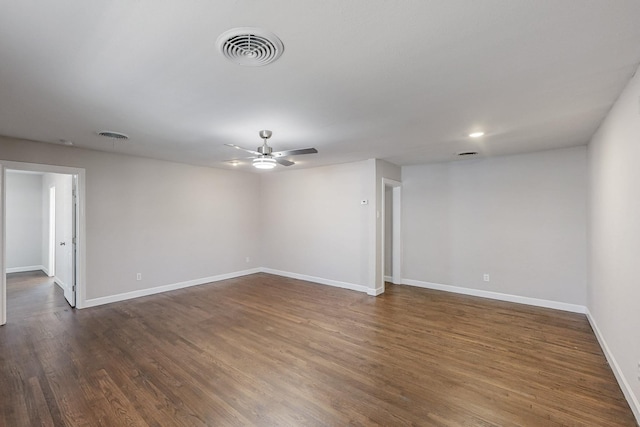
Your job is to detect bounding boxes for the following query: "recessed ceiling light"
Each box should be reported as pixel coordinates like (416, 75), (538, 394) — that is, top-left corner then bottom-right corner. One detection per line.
(469, 131), (485, 138)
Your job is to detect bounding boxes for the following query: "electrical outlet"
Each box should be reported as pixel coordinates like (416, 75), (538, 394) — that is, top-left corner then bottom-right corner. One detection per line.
(136, 273), (142, 281)
(483, 274), (490, 282)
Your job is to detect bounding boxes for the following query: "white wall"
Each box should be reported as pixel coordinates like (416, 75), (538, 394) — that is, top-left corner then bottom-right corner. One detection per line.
(6, 171), (43, 270)
(260, 161), (371, 291)
(88, 157), (260, 300)
(402, 146), (588, 306)
(588, 65), (640, 420)
(0, 136), (261, 304)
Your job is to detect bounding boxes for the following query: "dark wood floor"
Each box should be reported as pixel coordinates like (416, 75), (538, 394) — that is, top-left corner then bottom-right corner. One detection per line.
(0, 272), (635, 426)
(6, 271), (70, 320)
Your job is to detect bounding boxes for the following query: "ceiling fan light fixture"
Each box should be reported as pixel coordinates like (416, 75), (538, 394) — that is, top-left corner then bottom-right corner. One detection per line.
(225, 129), (316, 169)
(252, 157), (277, 169)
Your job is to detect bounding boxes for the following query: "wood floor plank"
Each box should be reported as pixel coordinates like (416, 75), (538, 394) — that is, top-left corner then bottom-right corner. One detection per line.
(0, 271), (636, 426)
(25, 376), (56, 427)
(1, 366), (31, 426)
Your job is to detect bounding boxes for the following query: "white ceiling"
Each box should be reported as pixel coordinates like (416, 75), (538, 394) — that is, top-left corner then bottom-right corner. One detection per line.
(1, 1), (639, 171)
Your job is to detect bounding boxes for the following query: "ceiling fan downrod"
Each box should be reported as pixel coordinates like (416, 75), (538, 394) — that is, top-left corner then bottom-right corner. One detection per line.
(258, 130), (273, 155)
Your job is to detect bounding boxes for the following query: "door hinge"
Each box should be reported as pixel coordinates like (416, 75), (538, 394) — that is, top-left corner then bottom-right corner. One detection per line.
(72, 237), (77, 245)
(72, 286), (75, 292)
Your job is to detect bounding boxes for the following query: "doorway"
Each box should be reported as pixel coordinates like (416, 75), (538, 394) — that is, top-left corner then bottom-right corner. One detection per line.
(382, 178), (402, 292)
(0, 161), (85, 325)
(48, 186), (56, 278)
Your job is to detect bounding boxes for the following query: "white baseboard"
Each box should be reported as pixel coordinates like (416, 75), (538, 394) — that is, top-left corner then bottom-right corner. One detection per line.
(384, 275), (392, 282)
(260, 268), (369, 294)
(81, 268), (261, 308)
(54, 276), (66, 290)
(368, 287), (385, 296)
(79, 270), (586, 313)
(75, 266), (637, 423)
(401, 278), (587, 314)
(6, 265), (45, 274)
(586, 310), (640, 424)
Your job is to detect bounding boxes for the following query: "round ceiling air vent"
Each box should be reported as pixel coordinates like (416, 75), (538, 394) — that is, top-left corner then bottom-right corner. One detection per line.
(98, 131), (129, 140)
(217, 27), (284, 66)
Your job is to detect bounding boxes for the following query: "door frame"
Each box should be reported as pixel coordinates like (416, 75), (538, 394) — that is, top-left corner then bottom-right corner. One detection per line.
(0, 161), (86, 325)
(48, 186), (56, 277)
(381, 178), (402, 292)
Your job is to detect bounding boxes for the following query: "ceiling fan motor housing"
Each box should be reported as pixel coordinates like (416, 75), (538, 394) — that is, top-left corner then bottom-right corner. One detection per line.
(258, 145), (273, 155)
(258, 130), (273, 154)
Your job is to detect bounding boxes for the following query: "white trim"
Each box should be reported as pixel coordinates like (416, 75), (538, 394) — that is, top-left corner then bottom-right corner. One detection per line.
(1, 160), (86, 313)
(380, 177), (402, 294)
(53, 276), (66, 290)
(6, 265), (46, 274)
(391, 185), (402, 285)
(261, 267), (368, 294)
(85, 268), (368, 308)
(586, 310), (640, 424)
(0, 164), (5, 325)
(367, 159), (377, 292)
(401, 278), (587, 314)
(48, 186), (56, 278)
(83, 268), (261, 308)
(384, 275), (393, 282)
(382, 177), (402, 295)
(367, 286), (385, 296)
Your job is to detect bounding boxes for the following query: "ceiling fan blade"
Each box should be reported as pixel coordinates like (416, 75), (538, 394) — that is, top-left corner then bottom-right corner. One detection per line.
(224, 143), (261, 156)
(272, 147), (318, 157)
(223, 156), (254, 162)
(275, 158), (295, 166)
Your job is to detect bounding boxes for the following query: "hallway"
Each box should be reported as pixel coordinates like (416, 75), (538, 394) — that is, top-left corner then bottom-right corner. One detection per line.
(6, 271), (70, 323)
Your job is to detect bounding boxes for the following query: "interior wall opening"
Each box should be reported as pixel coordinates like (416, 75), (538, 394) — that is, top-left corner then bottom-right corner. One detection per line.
(1, 161), (85, 326)
(381, 179), (402, 294)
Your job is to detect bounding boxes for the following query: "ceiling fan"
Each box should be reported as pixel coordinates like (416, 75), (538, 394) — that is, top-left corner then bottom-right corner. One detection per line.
(225, 130), (318, 169)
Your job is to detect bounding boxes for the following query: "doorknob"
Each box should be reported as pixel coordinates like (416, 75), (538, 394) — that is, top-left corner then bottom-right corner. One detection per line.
(60, 242), (66, 246)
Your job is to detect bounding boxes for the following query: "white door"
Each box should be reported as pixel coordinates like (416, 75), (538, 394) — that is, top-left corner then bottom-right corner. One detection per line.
(55, 174), (75, 307)
(70, 176), (77, 307)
